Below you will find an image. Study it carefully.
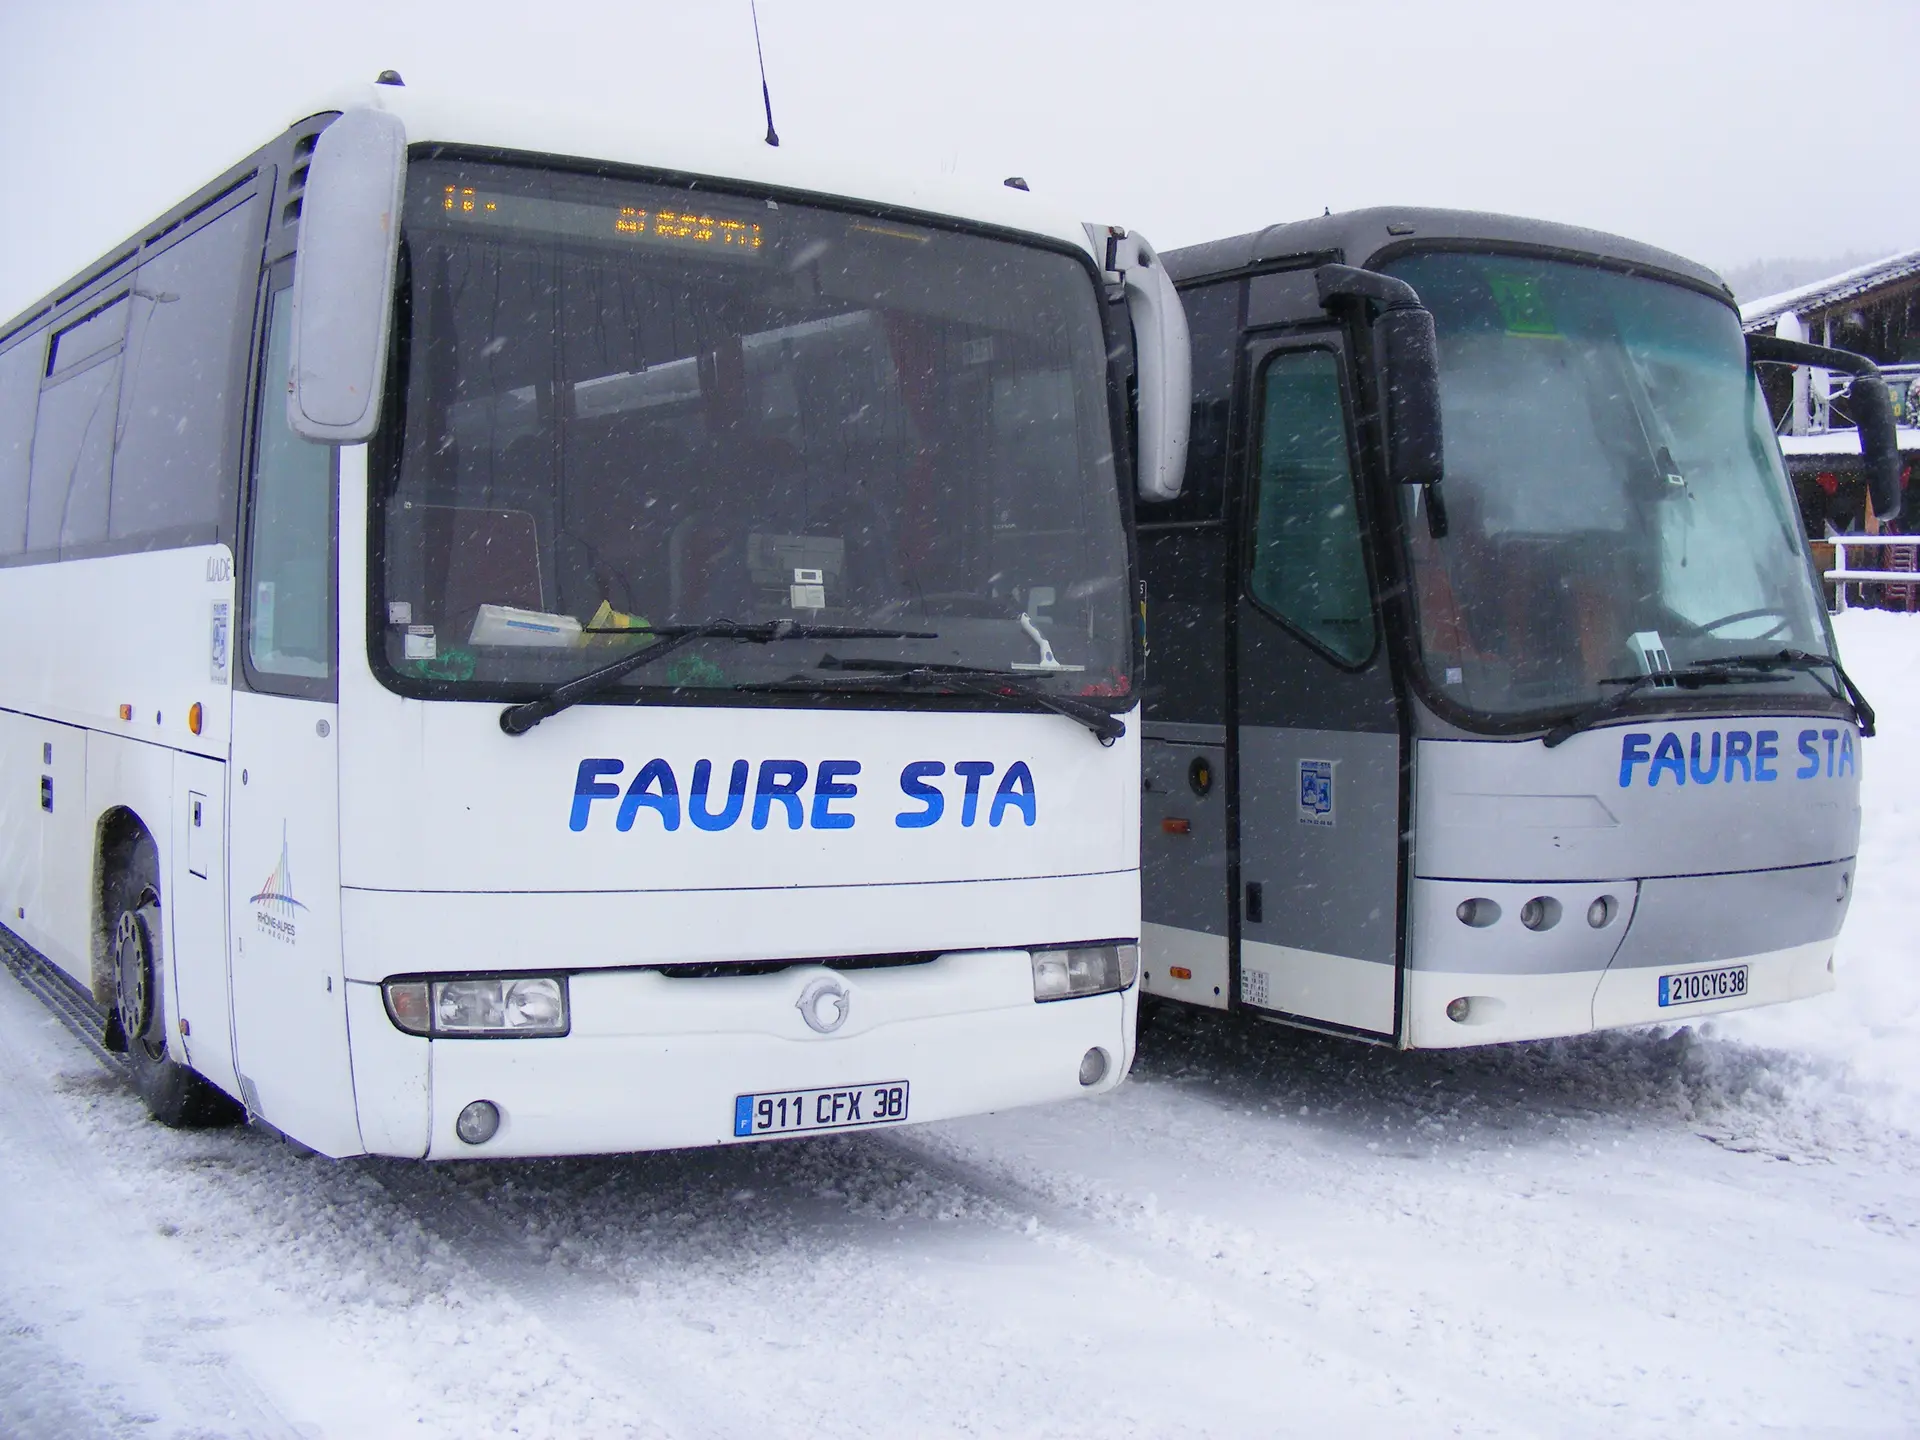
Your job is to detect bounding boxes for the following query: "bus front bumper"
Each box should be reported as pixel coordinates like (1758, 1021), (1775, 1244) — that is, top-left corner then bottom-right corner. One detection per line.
(345, 950), (1136, 1158)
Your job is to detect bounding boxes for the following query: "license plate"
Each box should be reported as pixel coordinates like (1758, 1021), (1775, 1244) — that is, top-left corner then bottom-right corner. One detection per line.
(731, 1081), (910, 1138)
(1658, 964), (1749, 1007)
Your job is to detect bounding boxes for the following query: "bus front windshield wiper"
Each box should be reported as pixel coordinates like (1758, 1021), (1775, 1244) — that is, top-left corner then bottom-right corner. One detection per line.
(497, 620), (937, 735)
(745, 657), (1128, 745)
(1541, 654), (1803, 749)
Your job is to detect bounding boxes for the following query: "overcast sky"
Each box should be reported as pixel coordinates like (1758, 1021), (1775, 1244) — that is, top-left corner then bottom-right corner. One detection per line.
(2, 0), (1914, 320)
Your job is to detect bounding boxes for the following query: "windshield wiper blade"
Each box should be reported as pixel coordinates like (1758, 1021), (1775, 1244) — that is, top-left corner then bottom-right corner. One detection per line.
(1703, 647), (1876, 736)
(751, 657), (1128, 745)
(497, 620), (937, 735)
(1541, 662), (1793, 749)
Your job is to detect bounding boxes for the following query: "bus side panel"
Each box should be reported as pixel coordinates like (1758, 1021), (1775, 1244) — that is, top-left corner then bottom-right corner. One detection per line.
(0, 713), (89, 987)
(169, 750), (237, 1095)
(228, 689), (361, 1157)
(30, 719), (91, 988)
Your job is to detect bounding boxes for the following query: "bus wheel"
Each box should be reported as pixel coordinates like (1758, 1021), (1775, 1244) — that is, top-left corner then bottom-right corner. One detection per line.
(111, 886), (240, 1129)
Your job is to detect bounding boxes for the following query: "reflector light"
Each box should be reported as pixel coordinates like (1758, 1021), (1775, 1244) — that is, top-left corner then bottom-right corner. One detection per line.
(1168, 965), (1193, 981)
(1161, 817), (1192, 835)
(188, 702), (203, 736)
(118, 704), (132, 721)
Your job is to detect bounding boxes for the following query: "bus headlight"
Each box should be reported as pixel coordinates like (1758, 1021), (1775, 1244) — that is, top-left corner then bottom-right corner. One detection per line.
(1031, 944), (1136, 1002)
(382, 975), (570, 1037)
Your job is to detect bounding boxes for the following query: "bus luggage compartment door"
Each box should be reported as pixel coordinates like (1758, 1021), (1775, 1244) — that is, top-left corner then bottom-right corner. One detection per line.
(1141, 726), (1229, 1008)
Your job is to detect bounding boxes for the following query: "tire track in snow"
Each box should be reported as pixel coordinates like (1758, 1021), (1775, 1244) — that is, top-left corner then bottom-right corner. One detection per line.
(0, 964), (301, 1439)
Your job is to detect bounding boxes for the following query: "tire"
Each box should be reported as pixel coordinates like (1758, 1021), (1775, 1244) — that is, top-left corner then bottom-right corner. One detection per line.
(108, 838), (242, 1129)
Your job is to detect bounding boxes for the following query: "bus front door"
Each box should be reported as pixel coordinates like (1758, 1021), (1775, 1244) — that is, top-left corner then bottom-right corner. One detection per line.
(1234, 337), (1402, 1041)
(225, 276), (361, 1155)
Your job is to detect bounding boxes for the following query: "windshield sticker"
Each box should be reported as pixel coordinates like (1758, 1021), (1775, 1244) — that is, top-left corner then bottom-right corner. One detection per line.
(1486, 273), (1559, 338)
(569, 757), (1040, 833)
(1618, 727), (1855, 788)
(1298, 759), (1336, 827)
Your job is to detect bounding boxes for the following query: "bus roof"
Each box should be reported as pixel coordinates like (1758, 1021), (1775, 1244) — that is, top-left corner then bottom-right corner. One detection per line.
(300, 84), (1103, 262)
(1163, 207), (1731, 302)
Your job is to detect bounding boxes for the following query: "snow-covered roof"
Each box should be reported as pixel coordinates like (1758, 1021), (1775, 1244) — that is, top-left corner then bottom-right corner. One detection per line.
(1740, 248), (1920, 332)
(1777, 426), (1920, 457)
(295, 82), (1108, 263)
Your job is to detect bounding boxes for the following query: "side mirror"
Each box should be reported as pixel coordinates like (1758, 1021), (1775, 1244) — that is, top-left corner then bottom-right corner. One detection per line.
(288, 107), (407, 443)
(1374, 306), (1445, 488)
(1088, 227), (1192, 502)
(1850, 374), (1903, 522)
(1315, 264), (1444, 489)
(1747, 332), (1902, 522)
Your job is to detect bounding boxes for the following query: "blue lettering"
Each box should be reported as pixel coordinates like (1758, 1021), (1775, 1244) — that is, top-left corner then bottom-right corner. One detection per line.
(895, 761), (946, 829)
(1840, 728), (1856, 776)
(1648, 732), (1686, 787)
(1689, 732), (1722, 785)
(1754, 730), (1779, 781)
(1823, 728), (1839, 778)
(989, 761), (1037, 827)
(954, 761), (995, 827)
(753, 760), (808, 830)
(689, 759), (749, 831)
(1797, 729), (1821, 780)
(1724, 730), (1753, 782)
(570, 758), (624, 831)
(616, 758), (680, 831)
(811, 760), (860, 830)
(1619, 733), (1653, 788)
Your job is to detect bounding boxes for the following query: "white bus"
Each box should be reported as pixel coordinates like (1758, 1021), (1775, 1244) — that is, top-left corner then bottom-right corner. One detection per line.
(0, 78), (1190, 1157)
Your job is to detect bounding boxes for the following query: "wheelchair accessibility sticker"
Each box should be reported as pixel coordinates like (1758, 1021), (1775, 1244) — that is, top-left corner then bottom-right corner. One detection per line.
(1298, 759), (1336, 828)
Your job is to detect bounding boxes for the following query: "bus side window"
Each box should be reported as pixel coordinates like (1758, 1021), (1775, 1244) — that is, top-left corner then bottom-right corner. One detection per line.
(112, 195), (259, 550)
(28, 296), (129, 557)
(245, 286), (336, 689)
(0, 334), (42, 557)
(1246, 348), (1375, 667)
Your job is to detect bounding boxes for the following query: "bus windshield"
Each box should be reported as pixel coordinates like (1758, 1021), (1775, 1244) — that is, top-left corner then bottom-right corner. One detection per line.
(1382, 251), (1831, 722)
(374, 160), (1131, 701)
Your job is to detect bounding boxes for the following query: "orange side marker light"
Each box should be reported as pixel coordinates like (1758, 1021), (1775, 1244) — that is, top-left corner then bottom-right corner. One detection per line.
(117, 704), (132, 721)
(188, 702), (203, 736)
(1168, 966), (1193, 981)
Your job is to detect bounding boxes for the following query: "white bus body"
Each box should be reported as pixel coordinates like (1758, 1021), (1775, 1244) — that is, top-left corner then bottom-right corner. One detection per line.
(0, 83), (1189, 1156)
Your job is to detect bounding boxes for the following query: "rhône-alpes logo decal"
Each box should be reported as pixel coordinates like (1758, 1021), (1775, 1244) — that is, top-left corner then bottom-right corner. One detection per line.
(249, 824), (306, 943)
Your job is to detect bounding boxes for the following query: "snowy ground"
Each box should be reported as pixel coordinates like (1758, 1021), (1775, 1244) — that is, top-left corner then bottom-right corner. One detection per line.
(3, 614), (1917, 1440)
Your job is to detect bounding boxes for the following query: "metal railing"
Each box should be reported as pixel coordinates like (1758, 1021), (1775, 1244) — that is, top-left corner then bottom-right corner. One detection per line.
(1823, 534), (1920, 612)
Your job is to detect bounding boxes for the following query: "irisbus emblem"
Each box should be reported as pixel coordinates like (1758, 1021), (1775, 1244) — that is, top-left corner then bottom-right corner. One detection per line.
(795, 976), (851, 1034)
(249, 824), (306, 944)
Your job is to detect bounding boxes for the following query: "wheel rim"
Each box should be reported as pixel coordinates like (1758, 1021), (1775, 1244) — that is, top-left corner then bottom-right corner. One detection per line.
(114, 908), (156, 1054)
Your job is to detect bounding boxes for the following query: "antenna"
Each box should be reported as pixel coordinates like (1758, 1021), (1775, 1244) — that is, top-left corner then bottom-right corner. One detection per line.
(751, 1), (780, 148)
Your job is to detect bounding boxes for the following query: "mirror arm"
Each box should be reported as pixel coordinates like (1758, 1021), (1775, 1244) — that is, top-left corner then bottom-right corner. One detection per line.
(1314, 262), (1424, 317)
(1747, 333), (1877, 376)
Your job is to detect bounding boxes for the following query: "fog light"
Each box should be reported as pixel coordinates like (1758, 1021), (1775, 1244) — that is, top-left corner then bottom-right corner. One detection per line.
(1078, 1047), (1109, 1086)
(1519, 896), (1562, 932)
(1587, 895), (1617, 929)
(1446, 996), (1471, 1023)
(1456, 898), (1500, 928)
(455, 1100), (500, 1145)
